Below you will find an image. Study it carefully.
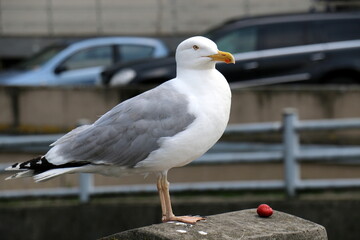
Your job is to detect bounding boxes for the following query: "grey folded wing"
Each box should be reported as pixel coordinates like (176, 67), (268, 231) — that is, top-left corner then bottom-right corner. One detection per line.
(47, 83), (195, 167)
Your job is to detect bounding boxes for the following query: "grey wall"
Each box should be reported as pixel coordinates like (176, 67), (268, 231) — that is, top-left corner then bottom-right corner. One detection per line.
(0, 197), (359, 240)
(0, 0), (311, 62)
(0, 0), (310, 36)
(1, 86), (360, 134)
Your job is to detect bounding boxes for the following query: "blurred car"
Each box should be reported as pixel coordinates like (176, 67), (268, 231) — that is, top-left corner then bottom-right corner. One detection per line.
(0, 37), (169, 86)
(101, 12), (360, 86)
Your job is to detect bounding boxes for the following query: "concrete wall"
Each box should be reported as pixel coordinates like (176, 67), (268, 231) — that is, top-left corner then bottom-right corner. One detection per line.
(0, 196), (358, 240)
(229, 86), (360, 123)
(0, 0), (311, 36)
(0, 0), (311, 62)
(1, 85), (360, 134)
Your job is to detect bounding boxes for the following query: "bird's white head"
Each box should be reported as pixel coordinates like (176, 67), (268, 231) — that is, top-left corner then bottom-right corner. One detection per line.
(175, 36), (235, 70)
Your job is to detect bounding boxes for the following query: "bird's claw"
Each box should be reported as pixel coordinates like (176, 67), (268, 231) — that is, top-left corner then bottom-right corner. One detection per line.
(163, 215), (205, 224)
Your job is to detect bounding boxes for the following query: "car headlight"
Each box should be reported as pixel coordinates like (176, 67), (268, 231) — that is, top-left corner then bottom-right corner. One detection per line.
(110, 68), (136, 86)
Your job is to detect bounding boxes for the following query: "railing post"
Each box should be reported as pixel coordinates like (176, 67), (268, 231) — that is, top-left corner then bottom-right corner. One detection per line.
(282, 108), (300, 197)
(79, 173), (93, 203)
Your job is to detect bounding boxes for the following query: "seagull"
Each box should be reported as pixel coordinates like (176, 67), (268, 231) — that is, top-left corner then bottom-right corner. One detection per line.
(5, 36), (235, 224)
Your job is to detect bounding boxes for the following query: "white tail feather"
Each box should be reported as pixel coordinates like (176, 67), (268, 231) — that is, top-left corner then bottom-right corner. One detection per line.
(34, 167), (79, 182)
(5, 164), (24, 171)
(5, 170), (34, 180)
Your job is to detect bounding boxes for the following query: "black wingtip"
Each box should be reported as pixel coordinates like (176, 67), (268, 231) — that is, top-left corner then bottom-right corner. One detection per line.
(7, 156), (91, 175)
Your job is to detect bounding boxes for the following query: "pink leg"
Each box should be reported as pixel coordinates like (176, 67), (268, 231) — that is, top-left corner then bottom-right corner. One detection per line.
(157, 175), (167, 220)
(158, 171), (205, 224)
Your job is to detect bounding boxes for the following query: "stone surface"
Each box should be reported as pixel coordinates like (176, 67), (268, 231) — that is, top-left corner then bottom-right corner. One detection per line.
(99, 209), (327, 240)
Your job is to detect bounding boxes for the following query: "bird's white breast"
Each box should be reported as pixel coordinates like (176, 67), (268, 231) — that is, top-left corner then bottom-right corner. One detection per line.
(135, 68), (231, 172)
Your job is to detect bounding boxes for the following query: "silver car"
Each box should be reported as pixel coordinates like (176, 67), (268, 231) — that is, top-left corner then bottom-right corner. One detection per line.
(0, 37), (169, 86)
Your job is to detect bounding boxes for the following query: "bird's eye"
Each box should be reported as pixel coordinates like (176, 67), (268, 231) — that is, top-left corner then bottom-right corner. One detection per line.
(192, 45), (199, 50)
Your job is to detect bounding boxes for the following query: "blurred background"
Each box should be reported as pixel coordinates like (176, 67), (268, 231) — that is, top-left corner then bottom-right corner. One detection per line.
(0, 0), (360, 240)
(0, 0), (310, 69)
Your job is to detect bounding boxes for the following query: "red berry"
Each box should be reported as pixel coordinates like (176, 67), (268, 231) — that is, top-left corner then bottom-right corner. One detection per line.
(257, 204), (273, 217)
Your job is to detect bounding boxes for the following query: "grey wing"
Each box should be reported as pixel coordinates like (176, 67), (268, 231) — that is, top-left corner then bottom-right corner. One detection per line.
(47, 83), (195, 167)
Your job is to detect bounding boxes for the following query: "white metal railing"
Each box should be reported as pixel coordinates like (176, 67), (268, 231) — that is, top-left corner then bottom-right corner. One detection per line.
(1, 108), (360, 201)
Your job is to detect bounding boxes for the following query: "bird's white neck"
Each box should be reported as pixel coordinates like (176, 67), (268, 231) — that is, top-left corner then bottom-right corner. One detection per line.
(173, 66), (231, 111)
(176, 67), (216, 83)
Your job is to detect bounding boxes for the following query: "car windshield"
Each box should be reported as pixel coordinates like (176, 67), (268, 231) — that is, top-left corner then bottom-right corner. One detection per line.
(15, 44), (67, 70)
(206, 27), (258, 53)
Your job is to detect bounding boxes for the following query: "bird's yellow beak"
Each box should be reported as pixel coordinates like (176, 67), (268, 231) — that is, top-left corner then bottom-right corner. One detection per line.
(208, 50), (235, 64)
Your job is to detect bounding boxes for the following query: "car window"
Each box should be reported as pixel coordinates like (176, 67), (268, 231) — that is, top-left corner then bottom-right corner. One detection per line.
(309, 19), (360, 43)
(62, 46), (113, 70)
(214, 27), (257, 53)
(118, 45), (154, 62)
(16, 45), (67, 70)
(258, 22), (306, 50)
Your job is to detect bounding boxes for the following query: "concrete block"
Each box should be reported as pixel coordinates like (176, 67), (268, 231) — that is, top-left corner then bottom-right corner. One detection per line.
(99, 209), (327, 240)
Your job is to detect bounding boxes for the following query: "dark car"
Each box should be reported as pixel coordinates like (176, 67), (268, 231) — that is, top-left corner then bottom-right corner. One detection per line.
(101, 12), (360, 87)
